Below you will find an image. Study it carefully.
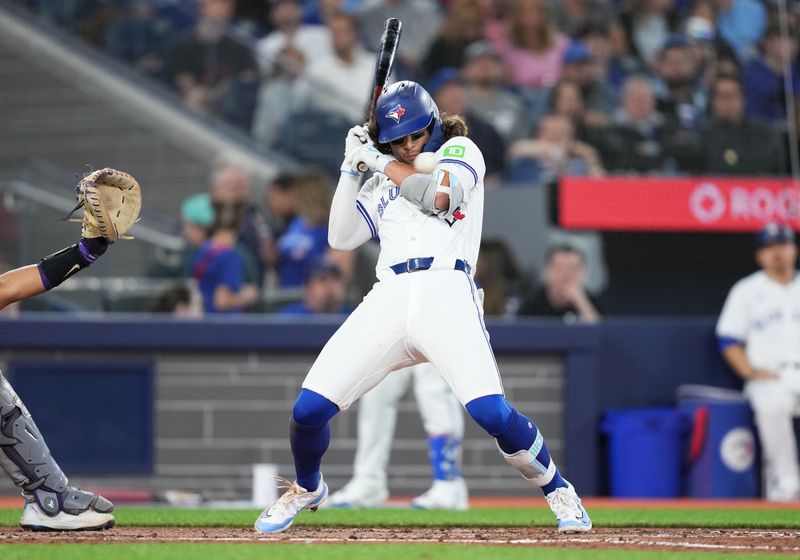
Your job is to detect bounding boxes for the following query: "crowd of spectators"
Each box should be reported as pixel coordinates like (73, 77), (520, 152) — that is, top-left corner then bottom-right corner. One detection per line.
(12, 0), (800, 318)
(19, 0), (800, 183)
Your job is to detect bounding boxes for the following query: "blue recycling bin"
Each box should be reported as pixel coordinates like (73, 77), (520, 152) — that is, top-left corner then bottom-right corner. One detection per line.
(680, 398), (758, 498)
(602, 408), (685, 497)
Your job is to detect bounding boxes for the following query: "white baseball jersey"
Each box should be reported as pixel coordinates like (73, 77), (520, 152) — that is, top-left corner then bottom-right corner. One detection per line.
(716, 270), (800, 372)
(355, 137), (486, 281)
(304, 134), (503, 409)
(717, 270), (800, 501)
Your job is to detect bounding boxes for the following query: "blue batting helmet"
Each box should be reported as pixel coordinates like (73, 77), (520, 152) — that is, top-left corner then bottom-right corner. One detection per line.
(375, 81), (445, 152)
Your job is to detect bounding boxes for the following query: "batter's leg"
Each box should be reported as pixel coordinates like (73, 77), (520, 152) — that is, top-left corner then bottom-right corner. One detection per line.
(329, 369), (412, 507)
(0, 371), (115, 531)
(411, 363), (468, 509)
(413, 271), (591, 532)
(256, 279), (421, 533)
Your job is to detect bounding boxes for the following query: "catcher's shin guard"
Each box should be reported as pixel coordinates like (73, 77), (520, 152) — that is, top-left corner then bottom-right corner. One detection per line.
(0, 372), (112, 516)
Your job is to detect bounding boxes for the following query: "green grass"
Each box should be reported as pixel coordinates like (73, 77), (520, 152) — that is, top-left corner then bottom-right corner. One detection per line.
(1, 507), (798, 528)
(0, 544), (787, 560)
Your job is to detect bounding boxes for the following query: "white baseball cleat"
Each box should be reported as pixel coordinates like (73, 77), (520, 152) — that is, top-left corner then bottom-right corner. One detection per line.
(327, 480), (389, 508)
(410, 479), (469, 510)
(545, 482), (592, 533)
(19, 501), (115, 531)
(254, 475), (328, 533)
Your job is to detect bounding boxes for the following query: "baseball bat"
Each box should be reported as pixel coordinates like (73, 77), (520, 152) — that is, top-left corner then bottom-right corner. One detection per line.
(357, 17), (402, 173)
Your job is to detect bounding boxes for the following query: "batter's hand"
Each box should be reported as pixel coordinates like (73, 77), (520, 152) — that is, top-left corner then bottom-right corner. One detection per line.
(340, 126), (373, 176)
(344, 125), (371, 156)
(350, 144), (396, 175)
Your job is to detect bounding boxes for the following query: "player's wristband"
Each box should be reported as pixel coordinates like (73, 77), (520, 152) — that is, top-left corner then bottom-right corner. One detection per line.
(37, 238), (109, 289)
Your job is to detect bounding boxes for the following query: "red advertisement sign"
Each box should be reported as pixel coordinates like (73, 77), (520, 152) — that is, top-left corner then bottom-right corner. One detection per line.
(559, 177), (800, 231)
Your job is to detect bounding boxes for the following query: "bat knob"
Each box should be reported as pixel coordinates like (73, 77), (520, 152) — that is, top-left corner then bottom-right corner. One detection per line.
(357, 162), (369, 173)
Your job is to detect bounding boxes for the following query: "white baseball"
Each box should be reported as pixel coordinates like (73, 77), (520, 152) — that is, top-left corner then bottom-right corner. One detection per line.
(413, 152), (438, 173)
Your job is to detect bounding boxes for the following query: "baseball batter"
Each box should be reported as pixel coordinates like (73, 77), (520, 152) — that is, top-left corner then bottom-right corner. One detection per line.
(329, 362), (469, 510)
(716, 222), (800, 501)
(254, 81), (592, 533)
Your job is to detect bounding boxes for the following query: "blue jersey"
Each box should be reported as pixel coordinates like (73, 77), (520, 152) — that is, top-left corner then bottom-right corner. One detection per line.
(277, 217), (329, 287)
(192, 241), (245, 314)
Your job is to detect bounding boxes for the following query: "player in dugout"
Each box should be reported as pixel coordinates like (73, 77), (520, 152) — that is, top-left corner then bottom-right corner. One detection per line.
(0, 168), (140, 530)
(716, 222), (800, 501)
(254, 81), (592, 534)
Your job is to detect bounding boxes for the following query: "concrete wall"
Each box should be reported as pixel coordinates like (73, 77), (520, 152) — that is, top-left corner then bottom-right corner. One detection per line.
(0, 349), (563, 501)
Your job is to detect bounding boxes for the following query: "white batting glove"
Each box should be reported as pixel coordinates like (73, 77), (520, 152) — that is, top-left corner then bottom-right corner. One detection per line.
(341, 125), (373, 176)
(350, 144), (396, 175)
(344, 125), (372, 156)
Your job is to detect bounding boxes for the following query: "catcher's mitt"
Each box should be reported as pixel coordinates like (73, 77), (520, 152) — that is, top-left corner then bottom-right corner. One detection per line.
(74, 168), (142, 242)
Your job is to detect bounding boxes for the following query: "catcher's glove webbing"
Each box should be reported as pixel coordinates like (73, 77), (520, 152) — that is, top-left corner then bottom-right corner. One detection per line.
(72, 167), (142, 242)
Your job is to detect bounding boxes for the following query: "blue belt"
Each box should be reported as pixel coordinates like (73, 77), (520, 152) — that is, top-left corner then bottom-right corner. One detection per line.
(390, 257), (471, 275)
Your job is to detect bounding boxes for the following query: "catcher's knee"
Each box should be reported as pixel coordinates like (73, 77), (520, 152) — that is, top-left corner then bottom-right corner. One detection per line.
(465, 394), (514, 436)
(292, 389), (339, 428)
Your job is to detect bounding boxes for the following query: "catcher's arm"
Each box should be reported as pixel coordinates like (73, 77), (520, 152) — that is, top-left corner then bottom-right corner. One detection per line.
(0, 237), (109, 310)
(0, 167), (142, 310)
(0, 266), (45, 310)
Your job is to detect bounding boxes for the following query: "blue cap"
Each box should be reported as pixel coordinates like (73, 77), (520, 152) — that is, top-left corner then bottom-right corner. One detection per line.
(306, 257), (342, 282)
(563, 41), (591, 64)
(755, 222), (796, 248)
(427, 67), (461, 96)
(181, 194), (214, 227)
(660, 34), (689, 53)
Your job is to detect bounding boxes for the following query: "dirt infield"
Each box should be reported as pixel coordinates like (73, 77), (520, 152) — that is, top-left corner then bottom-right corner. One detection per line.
(2, 526), (799, 554)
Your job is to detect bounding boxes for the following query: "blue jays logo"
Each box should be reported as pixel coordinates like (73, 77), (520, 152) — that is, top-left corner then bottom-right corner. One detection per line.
(385, 104), (406, 123)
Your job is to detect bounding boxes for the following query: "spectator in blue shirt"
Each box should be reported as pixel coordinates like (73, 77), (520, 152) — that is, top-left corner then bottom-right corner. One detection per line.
(743, 21), (800, 126)
(714, 0), (767, 62)
(192, 201), (259, 314)
(277, 172), (332, 287)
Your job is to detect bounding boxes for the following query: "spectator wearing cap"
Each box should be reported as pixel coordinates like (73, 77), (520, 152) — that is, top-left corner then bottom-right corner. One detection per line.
(555, 41), (616, 126)
(420, 0), (486, 82)
(277, 257), (352, 314)
(461, 41), (528, 143)
(716, 222), (800, 502)
(713, 0), (767, 62)
(491, 0), (569, 89)
(652, 34), (706, 130)
(742, 21), (800, 126)
(683, 14), (739, 95)
(149, 193), (214, 279)
(428, 68), (506, 185)
(690, 73), (785, 175)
